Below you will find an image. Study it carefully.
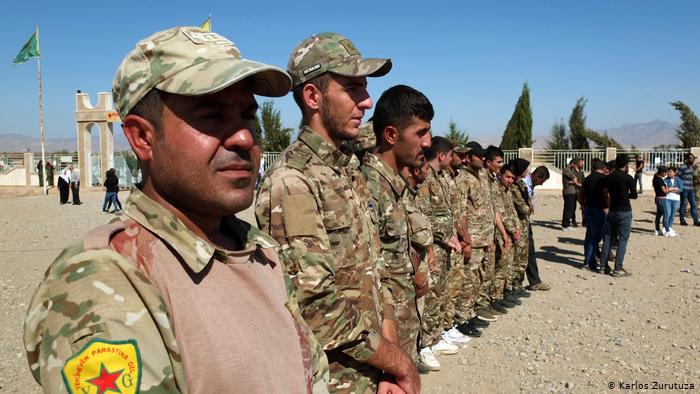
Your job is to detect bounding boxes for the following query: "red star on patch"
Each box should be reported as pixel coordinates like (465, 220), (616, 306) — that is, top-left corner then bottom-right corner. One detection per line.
(86, 363), (123, 394)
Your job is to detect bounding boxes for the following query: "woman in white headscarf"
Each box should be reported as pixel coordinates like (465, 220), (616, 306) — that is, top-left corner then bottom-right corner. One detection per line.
(58, 167), (71, 204)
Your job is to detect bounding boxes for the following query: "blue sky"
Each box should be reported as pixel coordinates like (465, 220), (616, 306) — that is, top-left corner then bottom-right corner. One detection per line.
(1, 0), (699, 144)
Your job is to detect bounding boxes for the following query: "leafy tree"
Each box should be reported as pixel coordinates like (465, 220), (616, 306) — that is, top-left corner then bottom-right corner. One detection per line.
(500, 83), (533, 149)
(670, 101), (700, 148)
(568, 97), (590, 149)
(444, 119), (469, 147)
(584, 129), (623, 149)
(257, 100), (293, 152)
(544, 120), (569, 150)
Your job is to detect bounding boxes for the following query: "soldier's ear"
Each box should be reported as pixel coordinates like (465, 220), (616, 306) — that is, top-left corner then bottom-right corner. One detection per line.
(383, 125), (399, 146)
(122, 114), (156, 164)
(302, 83), (321, 111)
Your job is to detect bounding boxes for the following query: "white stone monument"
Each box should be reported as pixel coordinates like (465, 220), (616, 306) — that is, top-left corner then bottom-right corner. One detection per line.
(75, 92), (120, 186)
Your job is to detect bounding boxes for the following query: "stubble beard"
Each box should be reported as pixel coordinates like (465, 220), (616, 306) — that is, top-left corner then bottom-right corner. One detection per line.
(320, 101), (356, 142)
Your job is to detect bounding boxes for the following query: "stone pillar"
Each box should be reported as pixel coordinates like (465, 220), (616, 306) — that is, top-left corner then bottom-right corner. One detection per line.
(75, 92), (119, 187)
(24, 152), (33, 186)
(519, 147), (534, 163)
(690, 147), (700, 158)
(606, 147), (617, 162)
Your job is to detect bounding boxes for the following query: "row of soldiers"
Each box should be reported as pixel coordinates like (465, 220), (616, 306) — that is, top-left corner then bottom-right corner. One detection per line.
(254, 32), (551, 392)
(350, 125), (544, 371)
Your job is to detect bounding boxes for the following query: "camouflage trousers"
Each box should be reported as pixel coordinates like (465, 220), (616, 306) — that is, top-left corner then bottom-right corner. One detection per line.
(442, 250), (469, 328)
(471, 246), (495, 309)
(508, 221), (529, 290)
(493, 235), (514, 300)
(326, 352), (380, 393)
(421, 246), (450, 347)
(392, 273), (420, 364)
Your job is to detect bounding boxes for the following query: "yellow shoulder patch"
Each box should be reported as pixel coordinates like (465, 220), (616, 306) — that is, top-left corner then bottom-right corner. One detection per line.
(62, 338), (141, 394)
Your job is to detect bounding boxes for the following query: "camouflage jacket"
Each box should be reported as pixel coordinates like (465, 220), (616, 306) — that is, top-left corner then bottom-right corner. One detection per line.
(25, 189), (329, 394)
(403, 186), (434, 250)
(361, 153), (413, 277)
(439, 169), (463, 228)
(416, 166), (454, 248)
(463, 167), (495, 248)
(512, 179), (531, 222)
(255, 126), (385, 393)
(493, 182), (521, 239)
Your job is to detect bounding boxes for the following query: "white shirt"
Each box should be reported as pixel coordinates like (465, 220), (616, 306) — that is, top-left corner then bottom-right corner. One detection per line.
(70, 169), (80, 183)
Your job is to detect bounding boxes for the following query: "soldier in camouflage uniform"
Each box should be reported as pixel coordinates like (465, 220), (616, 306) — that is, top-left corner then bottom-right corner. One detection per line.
(360, 85), (433, 365)
(415, 137), (464, 367)
(255, 33), (420, 394)
(492, 164), (523, 305)
(508, 159), (534, 298)
(24, 26), (329, 394)
(483, 146), (516, 311)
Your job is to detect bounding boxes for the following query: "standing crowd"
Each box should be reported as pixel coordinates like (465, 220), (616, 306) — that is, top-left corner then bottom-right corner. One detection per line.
(23, 25), (695, 394)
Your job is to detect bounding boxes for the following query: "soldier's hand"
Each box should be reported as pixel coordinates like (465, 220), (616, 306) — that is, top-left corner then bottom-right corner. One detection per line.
(462, 243), (472, 260)
(413, 272), (429, 298)
(513, 229), (521, 241)
(448, 235), (461, 251)
(503, 236), (512, 251)
(395, 363), (421, 394)
(427, 247), (436, 272)
(379, 377), (408, 394)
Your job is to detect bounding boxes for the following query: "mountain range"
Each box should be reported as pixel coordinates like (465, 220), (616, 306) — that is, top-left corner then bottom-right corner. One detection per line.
(0, 120), (682, 152)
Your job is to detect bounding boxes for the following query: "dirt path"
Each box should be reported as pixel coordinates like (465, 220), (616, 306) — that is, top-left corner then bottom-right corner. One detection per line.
(1, 189), (698, 393)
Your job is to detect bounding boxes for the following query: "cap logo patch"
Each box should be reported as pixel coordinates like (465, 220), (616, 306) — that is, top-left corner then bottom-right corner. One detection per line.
(183, 30), (235, 49)
(339, 39), (359, 56)
(303, 64), (321, 75)
(61, 338), (142, 394)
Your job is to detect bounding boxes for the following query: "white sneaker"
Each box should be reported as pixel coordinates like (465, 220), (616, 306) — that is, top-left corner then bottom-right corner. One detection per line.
(419, 347), (441, 371)
(661, 228), (667, 236)
(666, 228), (677, 237)
(431, 339), (460, 355)
(444, 328), (472, 347)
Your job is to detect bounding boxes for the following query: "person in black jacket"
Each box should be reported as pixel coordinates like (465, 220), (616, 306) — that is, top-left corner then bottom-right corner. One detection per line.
(600, 155), (638, 276)
(102, 169), (121, 213)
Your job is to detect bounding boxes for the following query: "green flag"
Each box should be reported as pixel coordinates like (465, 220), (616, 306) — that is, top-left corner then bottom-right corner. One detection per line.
(13, 30), (40, 64)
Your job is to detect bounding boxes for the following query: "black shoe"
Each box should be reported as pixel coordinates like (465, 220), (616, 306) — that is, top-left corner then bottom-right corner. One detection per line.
(468, 317), (489, 328)
(498, 299), (517, 309)
(680, 221), (688, 226)
(504, 292), (522, 305)
(515, 288), (531, 298)
(694, 222), (700, 227)
(457, 322), (482, 337)
(490, 303), (508, 314)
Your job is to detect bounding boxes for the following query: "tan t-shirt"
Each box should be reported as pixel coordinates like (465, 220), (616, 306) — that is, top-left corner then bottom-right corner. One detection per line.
(112, 194), (311, 393)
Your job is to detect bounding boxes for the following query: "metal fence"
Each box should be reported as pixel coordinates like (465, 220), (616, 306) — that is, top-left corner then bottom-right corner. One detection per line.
(261, 152), (281, 173)
(532, 149), (607, 172)
(503, 150), (518, 163)
(617, 149), (689, 172)
(0, 153), (25, 172)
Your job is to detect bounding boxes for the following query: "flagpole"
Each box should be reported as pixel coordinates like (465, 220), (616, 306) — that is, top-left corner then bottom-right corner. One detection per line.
(36, 26), (47, 195)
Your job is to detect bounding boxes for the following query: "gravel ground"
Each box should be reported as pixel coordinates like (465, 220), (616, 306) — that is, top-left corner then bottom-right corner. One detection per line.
(1, 188), (698, 393)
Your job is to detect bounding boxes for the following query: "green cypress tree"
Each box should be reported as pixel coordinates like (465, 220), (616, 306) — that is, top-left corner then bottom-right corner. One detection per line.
(584, 129), (622, 149)
(568, 97), (590, 149)
(258, 100), (293, 152)
(670, 101), (700, 148)
(544, 120), (569, 150)
(500, 83), (533, 149)
(444, 119), (469, 147)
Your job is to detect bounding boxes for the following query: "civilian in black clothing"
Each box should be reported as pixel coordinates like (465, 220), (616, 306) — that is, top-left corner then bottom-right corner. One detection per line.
(102, 169), (121, 213)
(634, 154), (644, 193)
(579, 159), (608, 271)
(652, 166), (669, 235)
(600, 154), (638, 276)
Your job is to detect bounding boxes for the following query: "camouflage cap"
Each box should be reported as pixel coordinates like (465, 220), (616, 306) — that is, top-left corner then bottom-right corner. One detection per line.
(113, 26), (292, 119)
(287, 32), (392, 89)
(453, 143), (471, 153)
(351, 121), (377, 152)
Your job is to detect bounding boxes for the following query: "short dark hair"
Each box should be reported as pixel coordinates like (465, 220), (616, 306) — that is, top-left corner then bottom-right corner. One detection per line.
(668, 165), (677, 172)
(424, 136), (453, 161)
(484, 145), (504, 162)
(532, 165), (550, 180)
(615, 154), (629, 169)
(684, 153), (695, 161)
(500, 163), (516, 175)
(373, 85), (434, 143)
(129, 89), (164, 135)
(292, 73), (331, 122)
(591, 158), (605, 171)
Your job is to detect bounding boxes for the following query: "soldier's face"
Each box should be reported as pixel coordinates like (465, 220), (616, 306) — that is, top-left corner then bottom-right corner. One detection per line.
(499, 170), (515, 187)
(438, 150), (453, 170)
(396, 117), (431, 169)
(450, 151), (462, 169)
(319, 74), (372, 142)
(152, 83), (260, 216)
(413, 161), (430, 184)
(468, 154), (483, 169)
(486, 155), (503, 173)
